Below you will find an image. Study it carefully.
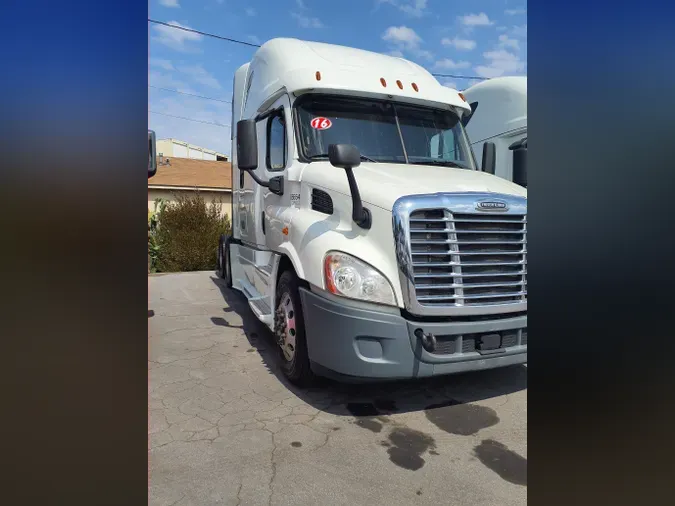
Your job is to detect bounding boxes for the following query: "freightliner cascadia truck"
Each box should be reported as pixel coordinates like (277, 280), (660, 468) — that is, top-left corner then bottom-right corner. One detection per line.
(218, 39), (527, 385)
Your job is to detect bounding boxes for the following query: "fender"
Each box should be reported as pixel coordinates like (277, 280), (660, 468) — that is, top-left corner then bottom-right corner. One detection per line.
(274, 241), (305, 280)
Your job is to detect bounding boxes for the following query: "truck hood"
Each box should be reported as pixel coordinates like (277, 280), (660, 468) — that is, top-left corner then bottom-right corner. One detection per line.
(300, 161), (527, 211)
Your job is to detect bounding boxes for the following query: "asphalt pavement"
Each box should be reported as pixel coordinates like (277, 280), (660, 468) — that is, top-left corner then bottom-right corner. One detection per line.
(149, 271), (527, 506)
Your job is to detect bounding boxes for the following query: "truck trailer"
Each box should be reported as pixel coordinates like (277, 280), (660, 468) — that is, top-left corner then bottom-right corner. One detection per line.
(462, 76), (527, 187)
(219, 38), (527, 385)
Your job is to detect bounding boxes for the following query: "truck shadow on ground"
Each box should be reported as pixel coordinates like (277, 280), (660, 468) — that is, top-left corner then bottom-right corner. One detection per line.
(212, 275), (527, 482)
(211, 275), (527, 416)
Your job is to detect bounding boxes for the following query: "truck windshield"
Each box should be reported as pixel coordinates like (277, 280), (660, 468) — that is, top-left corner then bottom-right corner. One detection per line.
(295, 95), (475, 169)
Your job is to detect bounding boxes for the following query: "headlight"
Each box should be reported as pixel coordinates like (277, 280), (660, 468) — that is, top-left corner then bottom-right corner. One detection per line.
(323, 252), (396, 306)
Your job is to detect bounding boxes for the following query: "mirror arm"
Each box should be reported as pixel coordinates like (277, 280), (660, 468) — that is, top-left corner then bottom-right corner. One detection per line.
(243, 169), (284, 196)
(244, 169), (269, 188)
(344, 168), (371, 229)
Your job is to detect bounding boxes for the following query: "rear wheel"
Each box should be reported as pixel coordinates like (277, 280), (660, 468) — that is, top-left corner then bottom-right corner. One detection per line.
(217, 235), (233, 288)
(274, 270), (314, 386)
(217, 235), (225, 278)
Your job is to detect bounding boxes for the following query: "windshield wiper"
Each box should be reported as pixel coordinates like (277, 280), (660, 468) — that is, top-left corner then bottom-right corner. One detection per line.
(411, 159), (471, 170)
(308, 153), (378, 163)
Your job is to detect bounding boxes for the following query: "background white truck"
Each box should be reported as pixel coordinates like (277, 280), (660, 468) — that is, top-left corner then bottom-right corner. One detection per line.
(219, 38), (527, 385)
(462, 76), (527, 187)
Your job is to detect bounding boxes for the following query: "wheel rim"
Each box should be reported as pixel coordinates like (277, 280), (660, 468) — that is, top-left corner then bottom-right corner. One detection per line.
(278, 292), (296, 361)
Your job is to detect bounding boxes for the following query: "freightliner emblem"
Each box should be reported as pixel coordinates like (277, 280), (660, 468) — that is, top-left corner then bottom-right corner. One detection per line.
(475, 200), (509, 211)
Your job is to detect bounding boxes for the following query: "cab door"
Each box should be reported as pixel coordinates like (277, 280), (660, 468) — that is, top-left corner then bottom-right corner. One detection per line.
(245, 94), (293, 248)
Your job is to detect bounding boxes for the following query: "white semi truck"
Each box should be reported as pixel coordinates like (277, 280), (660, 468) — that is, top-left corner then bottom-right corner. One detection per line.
(219, 39), (527, 384)
(462, 76), (527, 187)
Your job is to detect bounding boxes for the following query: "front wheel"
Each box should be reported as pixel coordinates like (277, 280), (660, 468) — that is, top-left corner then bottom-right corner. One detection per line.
(274, 270), (314, 386)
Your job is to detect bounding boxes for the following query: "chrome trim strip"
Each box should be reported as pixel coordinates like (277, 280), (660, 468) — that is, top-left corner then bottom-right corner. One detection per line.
(392, 192), (527, 317)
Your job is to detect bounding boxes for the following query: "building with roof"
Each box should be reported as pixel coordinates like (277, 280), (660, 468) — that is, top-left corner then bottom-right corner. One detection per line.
(156, 138), (229, 162)
(148, 157), (232, 219)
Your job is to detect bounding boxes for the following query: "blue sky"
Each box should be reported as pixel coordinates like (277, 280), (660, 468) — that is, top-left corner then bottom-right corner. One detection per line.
(149, 0), (527, 154)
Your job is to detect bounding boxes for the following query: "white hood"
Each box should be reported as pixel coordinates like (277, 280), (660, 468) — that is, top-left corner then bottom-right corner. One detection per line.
(300, 161), (527, 211)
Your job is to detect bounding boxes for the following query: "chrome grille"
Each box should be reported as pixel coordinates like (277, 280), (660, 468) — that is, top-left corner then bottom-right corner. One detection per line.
(409, 209), (527, 306)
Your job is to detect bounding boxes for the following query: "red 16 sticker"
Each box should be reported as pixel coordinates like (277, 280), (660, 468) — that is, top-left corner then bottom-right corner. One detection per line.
(310, 117), (332, 130)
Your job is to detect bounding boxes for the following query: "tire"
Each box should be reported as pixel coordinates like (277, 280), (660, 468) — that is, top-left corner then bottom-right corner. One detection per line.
(274, 270), (314, 386)
(216, 235), (226, 279)
(217, 235), (233, 288)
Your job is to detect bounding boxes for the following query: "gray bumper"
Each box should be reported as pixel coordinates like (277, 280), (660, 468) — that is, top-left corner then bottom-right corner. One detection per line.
(299, 288), (527, 381)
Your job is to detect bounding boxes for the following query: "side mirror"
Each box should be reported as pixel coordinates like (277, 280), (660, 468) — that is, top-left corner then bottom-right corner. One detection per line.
(509, 138), (527, 188)
(328, 144), (361, 169)
(236, 119), (258, 171)
(481, 142), (496, 175)
(328, 144), (370, 229)
(148, 130), (157, 179)
(235, 118), (284, 196)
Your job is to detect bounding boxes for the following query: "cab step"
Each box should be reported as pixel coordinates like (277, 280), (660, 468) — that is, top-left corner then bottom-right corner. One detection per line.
(237, 277), (274, 328)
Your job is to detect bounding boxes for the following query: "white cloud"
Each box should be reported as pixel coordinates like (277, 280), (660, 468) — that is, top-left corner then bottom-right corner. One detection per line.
(150, 58), (174, 71)
(245, 7), (256, 16)
(159, 0), (180, 7)
(458, 13), (493, 27)
(474, 49), (526, 78)
(382, 25), (432, 61)
(176, 64), (222, 89)
(441, 79), (459, 90)
(382, 25), (422, 49)
(291, 12), (324, 28)
(434, 59), (471, 70)
(376, 0), (428, 18)
(399, 0), (428, 18)
(498, 34), (520, 50)
(387, 49), (405, 58)
(152, 21), (202, 53)
(441, 37), (476, 51)
(148, 70), (197, 95)
(247, 35), (261, 45)
(505, 8), (527, 15)
(483, 49), (520, 61)
(512, 24), (527, 38)
(497, 26), (507, 32)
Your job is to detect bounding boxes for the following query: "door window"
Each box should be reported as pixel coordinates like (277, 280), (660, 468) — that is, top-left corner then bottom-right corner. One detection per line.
(267, 111), (287, 171)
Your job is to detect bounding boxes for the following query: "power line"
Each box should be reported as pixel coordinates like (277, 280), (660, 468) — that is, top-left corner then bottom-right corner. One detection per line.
(432, 73), (489, 81)
(149, 85), (232, 103)
(147, 19), (493, 81)
(148, 19), (261, 48)
(149, 110), (231, 128)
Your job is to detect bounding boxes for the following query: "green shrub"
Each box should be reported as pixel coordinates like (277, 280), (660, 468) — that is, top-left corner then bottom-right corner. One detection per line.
(148, 198), (167, 273)
(153, 192), (231, 273)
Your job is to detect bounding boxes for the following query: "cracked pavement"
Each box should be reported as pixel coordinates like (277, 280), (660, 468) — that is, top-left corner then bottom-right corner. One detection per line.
(149, 271), (527, 506)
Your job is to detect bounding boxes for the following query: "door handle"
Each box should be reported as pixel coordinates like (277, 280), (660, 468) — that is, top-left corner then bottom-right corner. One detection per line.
(239, 203), (246, 210)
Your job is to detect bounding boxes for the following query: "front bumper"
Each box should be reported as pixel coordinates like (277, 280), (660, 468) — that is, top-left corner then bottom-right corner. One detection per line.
(299, 288), (527, 382)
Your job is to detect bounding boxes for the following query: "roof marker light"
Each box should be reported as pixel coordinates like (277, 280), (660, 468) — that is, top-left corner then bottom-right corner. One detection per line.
(316, 71), (321, 81)
(380, 78), (387, 87)
(458, 92), (466, 101)
(396, 80), (403, 89)
(412, 82), (419, 92)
